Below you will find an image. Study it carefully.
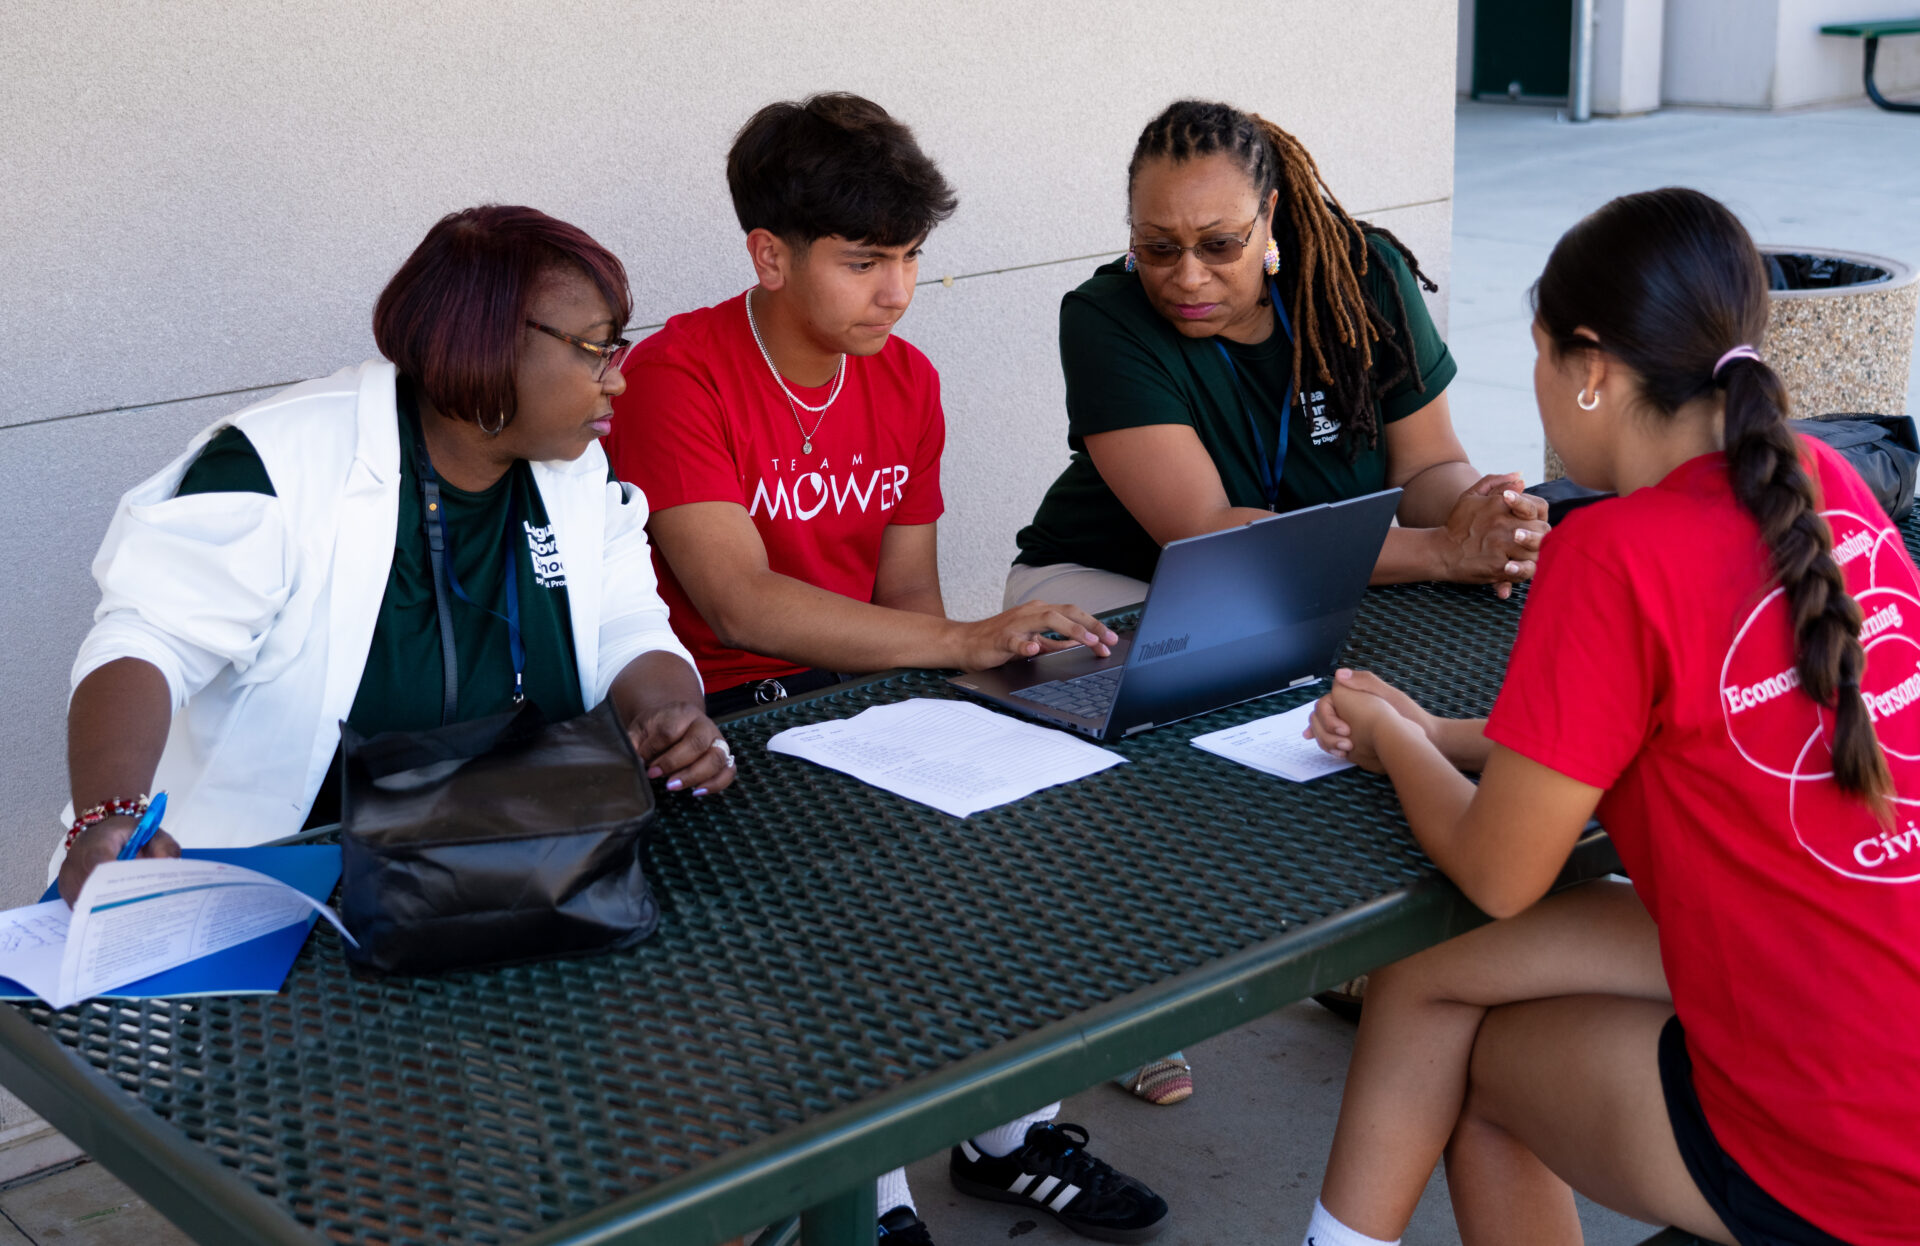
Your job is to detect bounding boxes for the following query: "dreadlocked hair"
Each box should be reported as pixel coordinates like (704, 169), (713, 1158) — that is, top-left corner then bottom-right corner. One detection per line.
(1535, 188), (1891, 812)
(1127, 100), (1438, 455)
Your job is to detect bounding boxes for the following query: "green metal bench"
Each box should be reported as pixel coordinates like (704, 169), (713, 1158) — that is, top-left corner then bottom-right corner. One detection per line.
(1821, 18), (1920, 112)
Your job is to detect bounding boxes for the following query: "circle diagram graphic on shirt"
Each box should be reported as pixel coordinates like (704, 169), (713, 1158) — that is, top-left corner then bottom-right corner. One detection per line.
(1727, 510), (1920, 884)
(1720, 586), (1826, 780)
(1820, 587), (1920, 764)
(1826, 508), (1882, 581)
(1871, 526), (1920, 598)
(1788, 728), (1920, 884)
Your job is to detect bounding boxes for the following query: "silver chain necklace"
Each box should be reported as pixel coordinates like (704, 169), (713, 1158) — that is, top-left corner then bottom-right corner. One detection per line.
(745, 288), (844, 454)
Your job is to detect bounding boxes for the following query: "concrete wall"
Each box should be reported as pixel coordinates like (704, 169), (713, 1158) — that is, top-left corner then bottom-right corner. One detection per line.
(1663, 0), (1781, 106)
(1461, 0), (1920, 109)
(0, 0), (1459, 913)
(1592, 0), (1668, 115)
(1664, 0), (1920, 107)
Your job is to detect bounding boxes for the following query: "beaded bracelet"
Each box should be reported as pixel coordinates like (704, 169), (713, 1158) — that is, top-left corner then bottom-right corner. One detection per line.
(65, 796), (149, 851)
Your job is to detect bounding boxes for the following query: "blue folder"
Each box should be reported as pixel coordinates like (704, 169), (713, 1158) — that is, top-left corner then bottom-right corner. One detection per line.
(0, 846), (343, 1002)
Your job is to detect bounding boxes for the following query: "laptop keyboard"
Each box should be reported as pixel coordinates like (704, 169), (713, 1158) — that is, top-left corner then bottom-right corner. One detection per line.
(1012, 667), (1124, 720)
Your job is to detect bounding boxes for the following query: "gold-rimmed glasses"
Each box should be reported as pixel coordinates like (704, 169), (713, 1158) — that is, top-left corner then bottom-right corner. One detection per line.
(526, 320), (633, 381)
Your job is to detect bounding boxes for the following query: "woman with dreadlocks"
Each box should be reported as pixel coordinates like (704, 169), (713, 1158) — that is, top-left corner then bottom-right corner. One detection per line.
(1009, 99), (1546, 616)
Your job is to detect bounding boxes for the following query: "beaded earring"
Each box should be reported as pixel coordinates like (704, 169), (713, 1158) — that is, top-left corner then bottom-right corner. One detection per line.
(1124, 249), (1137, 273)
(1264, 236), (1280, 276)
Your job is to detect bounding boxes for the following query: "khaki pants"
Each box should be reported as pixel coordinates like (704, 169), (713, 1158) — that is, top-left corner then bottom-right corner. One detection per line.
(1002, 561), (1150, 614)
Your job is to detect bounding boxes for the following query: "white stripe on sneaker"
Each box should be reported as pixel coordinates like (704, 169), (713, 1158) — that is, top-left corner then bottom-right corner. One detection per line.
(1031, 1176), (1061, 1203)
(1047, 1182), (1081, 1213)
(1009, 1173), (1038, 1195)
(960, 1141), (980, 1163)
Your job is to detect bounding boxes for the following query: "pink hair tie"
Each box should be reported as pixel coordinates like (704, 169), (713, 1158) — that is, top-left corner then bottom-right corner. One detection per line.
(1713, 344), (1762, 378)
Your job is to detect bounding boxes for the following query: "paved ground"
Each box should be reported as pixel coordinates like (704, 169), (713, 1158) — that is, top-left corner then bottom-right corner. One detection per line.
(4, 99), (1913, 1246)
(1448, 98), (1920, 485)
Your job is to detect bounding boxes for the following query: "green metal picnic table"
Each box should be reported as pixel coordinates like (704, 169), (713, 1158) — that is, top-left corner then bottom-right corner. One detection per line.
(0, 571), (1639, 1246)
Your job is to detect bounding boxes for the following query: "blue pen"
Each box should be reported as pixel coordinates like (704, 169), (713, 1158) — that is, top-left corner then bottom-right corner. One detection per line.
(117, 792), (168, 861)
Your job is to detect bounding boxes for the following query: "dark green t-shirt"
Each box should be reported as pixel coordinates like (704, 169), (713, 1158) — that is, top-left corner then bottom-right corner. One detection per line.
(1014, 236), (1458, 582)
(175, 384), (585, 822)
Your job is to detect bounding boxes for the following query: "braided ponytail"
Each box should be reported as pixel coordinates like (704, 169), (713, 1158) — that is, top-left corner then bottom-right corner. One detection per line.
(1535, 188), (1891, 807)
(1127, 101), (1437, 456)
(1720, 356), (1892, 803)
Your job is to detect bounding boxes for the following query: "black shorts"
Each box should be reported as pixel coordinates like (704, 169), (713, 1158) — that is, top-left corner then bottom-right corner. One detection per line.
(1659, 1016), (1851, 1246)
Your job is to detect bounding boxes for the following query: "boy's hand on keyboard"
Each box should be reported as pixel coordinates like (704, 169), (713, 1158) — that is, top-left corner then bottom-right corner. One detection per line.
(950, 602), (1119, 670)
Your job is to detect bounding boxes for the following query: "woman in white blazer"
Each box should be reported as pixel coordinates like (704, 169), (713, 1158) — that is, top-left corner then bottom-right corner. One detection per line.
(58, 206), (730, 903)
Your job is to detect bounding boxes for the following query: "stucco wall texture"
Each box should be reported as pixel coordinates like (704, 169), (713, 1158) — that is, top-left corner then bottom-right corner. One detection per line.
(0, 1), (1457, 909)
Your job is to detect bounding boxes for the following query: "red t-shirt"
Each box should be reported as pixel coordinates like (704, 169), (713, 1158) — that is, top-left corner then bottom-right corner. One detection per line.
(605, 291), (946, 693)
(1486, 436), (1920, 1244)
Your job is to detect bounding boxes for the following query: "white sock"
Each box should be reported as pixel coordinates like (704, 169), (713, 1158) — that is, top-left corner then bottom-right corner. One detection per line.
(1301, 1198), (1399, 1246)
(876, 1166), (914, 1216)
(969, 1102), (1061, 1157)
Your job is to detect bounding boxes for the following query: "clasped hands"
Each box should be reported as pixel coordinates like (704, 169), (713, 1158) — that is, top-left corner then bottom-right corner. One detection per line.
(1446, 473), (1550, 599)
(1304, 668), (1437, 773)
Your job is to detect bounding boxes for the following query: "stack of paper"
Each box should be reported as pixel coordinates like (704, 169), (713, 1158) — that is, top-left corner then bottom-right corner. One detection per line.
(1190, 702), (1355, 782)
(767, 697), (1126, 817)
(0, 849), (350, 1008)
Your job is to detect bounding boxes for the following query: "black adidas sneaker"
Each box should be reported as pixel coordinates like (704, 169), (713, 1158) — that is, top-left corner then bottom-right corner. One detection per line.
(949, 1121), (1169, 1242)
(877, 1204), (935, 1244)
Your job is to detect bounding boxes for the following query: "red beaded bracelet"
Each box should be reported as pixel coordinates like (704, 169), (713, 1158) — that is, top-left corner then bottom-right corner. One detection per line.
(64, 796), (149, 851)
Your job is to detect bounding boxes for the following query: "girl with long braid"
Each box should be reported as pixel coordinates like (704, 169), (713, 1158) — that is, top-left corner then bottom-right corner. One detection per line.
(1009, 99), (1546, 620)
(1300, 188), (1920, 1246)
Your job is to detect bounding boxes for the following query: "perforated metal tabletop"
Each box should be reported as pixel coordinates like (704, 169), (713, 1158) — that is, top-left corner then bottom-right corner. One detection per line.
(0, 576), (1626, 1246)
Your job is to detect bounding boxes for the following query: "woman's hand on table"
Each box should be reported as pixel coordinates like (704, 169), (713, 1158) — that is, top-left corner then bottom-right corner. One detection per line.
(1437, 477), (1550, 599)
(625, 701), (737, 797)
(950, 602), (1119, 670)
(1305, 669), (1435, 773)
(57, 817), (181, 907)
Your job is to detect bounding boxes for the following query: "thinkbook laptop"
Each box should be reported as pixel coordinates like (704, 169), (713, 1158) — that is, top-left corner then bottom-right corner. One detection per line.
(950, 488), (1402, 740)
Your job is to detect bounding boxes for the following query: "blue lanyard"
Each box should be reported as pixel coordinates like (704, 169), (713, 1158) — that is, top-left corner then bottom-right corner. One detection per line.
(1213, 278), (1297, 511)
(413, 428), (526, 721)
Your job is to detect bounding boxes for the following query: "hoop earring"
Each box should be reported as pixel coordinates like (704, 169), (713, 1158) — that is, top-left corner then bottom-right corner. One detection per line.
(1576, 388), (1600, 411)
(1124, 249), (1137, 273)
(479, 409), (507, 436)
(1263, 236), (1280, 276)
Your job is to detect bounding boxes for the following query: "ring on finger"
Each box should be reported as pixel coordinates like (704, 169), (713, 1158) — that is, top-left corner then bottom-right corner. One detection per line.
(711, 737), (734, 767)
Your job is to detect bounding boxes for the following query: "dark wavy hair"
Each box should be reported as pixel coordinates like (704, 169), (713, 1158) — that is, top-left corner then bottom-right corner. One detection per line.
(1128, 99), (1436, 457)
(1534, 187), (1890, 808)
(726, 93), (957, 248)
(372, 205), (631, 431)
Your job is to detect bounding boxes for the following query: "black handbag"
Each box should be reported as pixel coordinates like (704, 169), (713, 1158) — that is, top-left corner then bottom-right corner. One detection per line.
(1526, 414), (1920, 527)
(338, 699), (660, 975)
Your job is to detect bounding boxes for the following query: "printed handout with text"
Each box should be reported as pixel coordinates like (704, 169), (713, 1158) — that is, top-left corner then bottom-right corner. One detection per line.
(767, 698), (1127, 818)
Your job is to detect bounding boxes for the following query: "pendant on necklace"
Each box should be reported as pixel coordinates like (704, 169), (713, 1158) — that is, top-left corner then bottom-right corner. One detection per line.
(803, 439), (813, 454)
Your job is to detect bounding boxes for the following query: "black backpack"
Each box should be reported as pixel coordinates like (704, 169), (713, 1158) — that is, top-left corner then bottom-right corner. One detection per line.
(1527, 413), (1920, 527)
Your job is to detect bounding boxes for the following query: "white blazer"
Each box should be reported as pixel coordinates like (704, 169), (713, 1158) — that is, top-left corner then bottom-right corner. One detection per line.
(58, 360), (696, 867)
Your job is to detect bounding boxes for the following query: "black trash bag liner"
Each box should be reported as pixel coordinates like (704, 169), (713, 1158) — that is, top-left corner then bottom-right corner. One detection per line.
(1765, 252), (1892, 291)
(1528, 413), (1919, 530)
(339, 699), (660, 976)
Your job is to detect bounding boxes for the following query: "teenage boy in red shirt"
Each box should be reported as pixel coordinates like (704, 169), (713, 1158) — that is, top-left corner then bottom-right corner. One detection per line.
(605, 95), (1167, 1246)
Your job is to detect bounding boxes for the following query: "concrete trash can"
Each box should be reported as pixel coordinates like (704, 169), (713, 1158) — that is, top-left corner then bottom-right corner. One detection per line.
(1543, 246), (1918, 481)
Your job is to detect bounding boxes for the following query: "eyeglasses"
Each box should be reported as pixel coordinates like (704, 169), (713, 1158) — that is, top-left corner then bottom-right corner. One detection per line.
(1128, 221), (1259, 268)
(526, 320), (633, 382)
